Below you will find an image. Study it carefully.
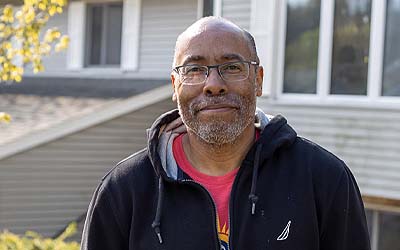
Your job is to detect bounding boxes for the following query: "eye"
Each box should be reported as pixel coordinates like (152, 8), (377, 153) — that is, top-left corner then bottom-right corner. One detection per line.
(221, 62), (244, 73)
(182, 65), (207, 75)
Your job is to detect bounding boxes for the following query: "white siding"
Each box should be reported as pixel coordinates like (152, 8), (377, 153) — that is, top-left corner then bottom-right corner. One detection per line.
(222, 0), (251, 30)
(139, 0), (198, 76)
(41, 9), (69, 71)
(258, 98), (400, 201)
(0, 99), (176, 238)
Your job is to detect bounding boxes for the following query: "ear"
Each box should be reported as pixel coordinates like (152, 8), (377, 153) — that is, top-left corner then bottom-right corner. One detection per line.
(171, 73), (178, 102)
(255, 66), (264, 97)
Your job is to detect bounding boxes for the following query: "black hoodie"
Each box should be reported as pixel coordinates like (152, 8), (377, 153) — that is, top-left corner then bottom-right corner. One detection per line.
(81, 109), (371, 250)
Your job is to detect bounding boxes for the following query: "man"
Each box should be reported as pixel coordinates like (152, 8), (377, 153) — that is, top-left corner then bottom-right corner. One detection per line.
(81, 17), (370, 250)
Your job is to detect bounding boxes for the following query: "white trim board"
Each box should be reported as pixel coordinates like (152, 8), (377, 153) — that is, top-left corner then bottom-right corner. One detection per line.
(214, 0), (222, 16)
(0, 85), (173, 161)
(121, 0), (141, 71)
(67, 2), (86, 70)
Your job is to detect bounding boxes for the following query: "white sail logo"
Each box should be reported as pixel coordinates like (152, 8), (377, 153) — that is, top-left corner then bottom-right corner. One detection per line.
(277, 220), (291, 241)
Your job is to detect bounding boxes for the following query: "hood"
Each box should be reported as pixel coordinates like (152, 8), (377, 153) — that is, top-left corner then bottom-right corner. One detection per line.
(146, 108), (297, 180)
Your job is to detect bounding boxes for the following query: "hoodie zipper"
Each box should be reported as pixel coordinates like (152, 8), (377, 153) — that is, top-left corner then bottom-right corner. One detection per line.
(227, 159), (251, 250)
(181, 179), (222, 250)
(180, 164), (249, 250)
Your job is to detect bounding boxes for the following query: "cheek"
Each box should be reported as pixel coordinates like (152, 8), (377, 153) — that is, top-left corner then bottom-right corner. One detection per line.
(176, 86), (203, 104)
(233, 82), (257, 98)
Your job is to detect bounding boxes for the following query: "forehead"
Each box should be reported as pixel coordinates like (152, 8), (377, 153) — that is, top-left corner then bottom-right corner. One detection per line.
(175, 27), (251, 65)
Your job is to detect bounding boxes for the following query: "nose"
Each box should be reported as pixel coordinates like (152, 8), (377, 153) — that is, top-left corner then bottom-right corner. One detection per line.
(203, 68), (227, 96)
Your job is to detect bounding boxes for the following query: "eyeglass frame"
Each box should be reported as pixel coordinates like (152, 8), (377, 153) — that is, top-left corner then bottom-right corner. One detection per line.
(172, 60), (259, 85)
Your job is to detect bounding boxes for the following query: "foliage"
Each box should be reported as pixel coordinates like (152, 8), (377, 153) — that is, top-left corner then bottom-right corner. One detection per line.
(0, 0), (69, 122)
(0, 222), (79, 250)
(0, 0), (69, 82)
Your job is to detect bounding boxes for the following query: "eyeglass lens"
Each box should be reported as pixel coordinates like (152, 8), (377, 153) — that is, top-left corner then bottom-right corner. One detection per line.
(179, 61), (250, 85)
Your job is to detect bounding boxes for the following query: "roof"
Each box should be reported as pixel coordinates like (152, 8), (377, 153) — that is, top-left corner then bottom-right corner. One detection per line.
(0, 77), (169, 98)
(0, 94), (119, 146)
(0, 77), (171, 154)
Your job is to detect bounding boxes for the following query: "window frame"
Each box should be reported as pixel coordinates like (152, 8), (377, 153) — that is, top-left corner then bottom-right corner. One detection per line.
(85, 2), (123, 67)
(275, 0), (400, 107)
(366, 208), (400, 250)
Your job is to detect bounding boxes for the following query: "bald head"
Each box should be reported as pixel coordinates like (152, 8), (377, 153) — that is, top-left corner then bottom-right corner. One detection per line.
(173, 17), (259, 67)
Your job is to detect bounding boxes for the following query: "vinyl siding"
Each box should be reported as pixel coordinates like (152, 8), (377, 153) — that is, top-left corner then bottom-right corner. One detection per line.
(222, 0), (251, 30)
(258, 98), (400, 201)
(139, 0), (198, 76)
(41, 9), (69, 71)
(0, 98), (176, 239)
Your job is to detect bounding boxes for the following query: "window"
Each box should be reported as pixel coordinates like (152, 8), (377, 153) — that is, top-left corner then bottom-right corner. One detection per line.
(203, 0), (214, 17)
(283, 0), (321, 94)
(366, 209), (400, 250)
(85, 3), (123, 67)
(279, 0), (400, 101)
(330, 0), (372, 95)
(382, 0), (400, 96)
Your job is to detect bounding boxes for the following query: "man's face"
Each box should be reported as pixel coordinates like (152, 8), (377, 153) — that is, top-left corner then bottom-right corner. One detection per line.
(171, 25), (263, 145)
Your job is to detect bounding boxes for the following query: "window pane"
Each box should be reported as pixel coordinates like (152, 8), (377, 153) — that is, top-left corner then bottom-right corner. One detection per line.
(382, 0), (400, 96)
(89, 6), (103, 65)
(105, 4), (123, 65)
(330, 0), (371, 95)
(203, 0), (214, 17)
(378, 211), (400, 250)
(283, 0), (321, 94)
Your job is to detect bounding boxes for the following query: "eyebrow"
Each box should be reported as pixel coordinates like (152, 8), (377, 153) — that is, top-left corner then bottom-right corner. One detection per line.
(180, 53), (246, 66)
(221, 53), (245, 61)
(181, 55), (206, 66)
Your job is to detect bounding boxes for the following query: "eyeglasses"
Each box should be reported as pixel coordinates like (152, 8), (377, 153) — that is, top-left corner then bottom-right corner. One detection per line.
(173, 61), (259, 85)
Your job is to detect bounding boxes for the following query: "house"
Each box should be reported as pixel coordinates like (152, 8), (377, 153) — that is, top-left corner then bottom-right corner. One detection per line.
(0, 0), (399, 248)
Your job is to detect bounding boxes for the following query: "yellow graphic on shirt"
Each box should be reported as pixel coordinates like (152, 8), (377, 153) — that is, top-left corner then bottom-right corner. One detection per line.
(217, 215), (229, 250)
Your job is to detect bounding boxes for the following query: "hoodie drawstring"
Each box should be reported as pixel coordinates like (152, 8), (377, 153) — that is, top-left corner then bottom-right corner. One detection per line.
(152, 143), (263, 243)
(152, 176), (164, 244)
(249, 144), (262, 215)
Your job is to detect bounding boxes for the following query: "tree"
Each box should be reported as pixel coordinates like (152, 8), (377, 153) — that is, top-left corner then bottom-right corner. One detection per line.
(0, 0), (69, 123)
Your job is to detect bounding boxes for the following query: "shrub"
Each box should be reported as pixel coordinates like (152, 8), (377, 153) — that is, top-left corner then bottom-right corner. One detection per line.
(0, 222), (79, 250)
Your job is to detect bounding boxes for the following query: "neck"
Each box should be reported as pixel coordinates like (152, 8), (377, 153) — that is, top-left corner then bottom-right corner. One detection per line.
(182, 124), (256, 176)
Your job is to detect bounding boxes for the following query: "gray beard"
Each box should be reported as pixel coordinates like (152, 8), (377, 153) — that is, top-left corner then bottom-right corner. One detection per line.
(178, 94), (256, 146)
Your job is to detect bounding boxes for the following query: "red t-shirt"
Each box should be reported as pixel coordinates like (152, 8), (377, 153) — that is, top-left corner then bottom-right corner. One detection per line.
(173, 133), (236, 247)
(172, 131), (260, 249)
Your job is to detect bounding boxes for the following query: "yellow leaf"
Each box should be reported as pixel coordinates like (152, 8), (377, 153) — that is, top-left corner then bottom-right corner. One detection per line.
(16, 67), (24, 74)
(49, 6), (57, 16)
(0, 113), (11, 123)
(14, 75), (22, 82)
(1, 74), (9, 81)
(24, 8), (35, 23)
(2, 6), (14, 23)
(56, 0), (66, 6)
(38, 3), (47, 10)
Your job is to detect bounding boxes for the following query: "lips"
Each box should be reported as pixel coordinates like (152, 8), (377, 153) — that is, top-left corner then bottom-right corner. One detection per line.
(200, 104), (237, 111)
(195, 104), (238, 116)
(189, 95), (240, 115)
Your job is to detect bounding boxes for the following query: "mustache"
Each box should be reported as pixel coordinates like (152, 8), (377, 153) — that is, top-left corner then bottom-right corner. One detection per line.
(189, 95), (242, 112)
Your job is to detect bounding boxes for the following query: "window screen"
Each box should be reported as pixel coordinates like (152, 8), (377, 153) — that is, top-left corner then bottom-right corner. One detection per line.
(283, 0), (321, 94)
(330, 0), (371, 95)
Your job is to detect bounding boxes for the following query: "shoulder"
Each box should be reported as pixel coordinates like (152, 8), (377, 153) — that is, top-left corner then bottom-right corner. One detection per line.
(280, 136), (357, 201)
(97, 148), (156, 199)
(289, 136), (360, 203)
(292, 136), (348, 178)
